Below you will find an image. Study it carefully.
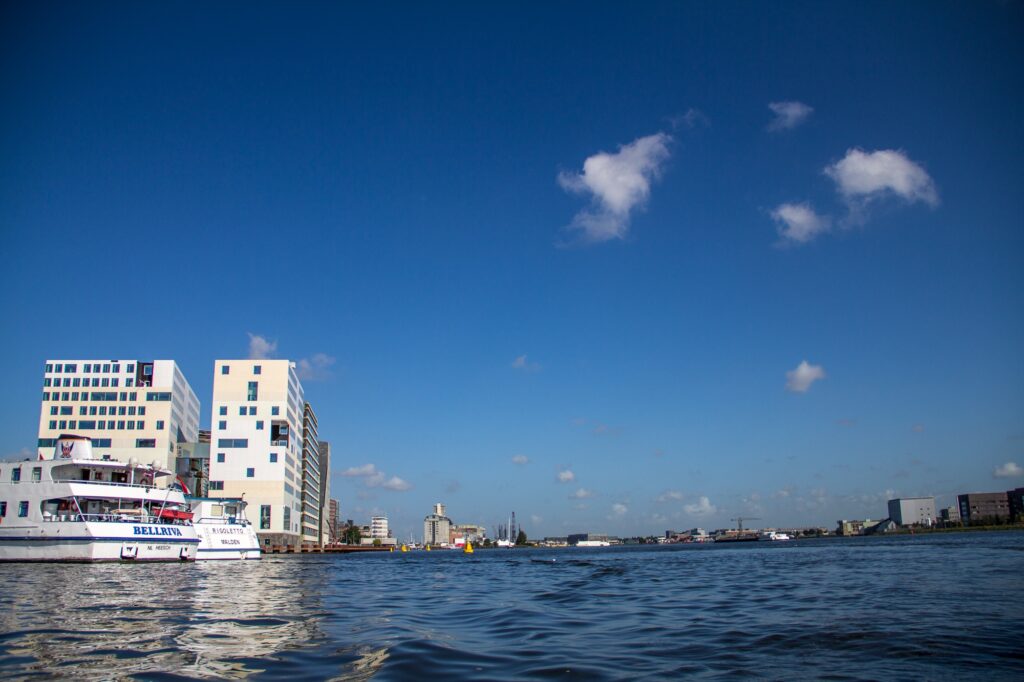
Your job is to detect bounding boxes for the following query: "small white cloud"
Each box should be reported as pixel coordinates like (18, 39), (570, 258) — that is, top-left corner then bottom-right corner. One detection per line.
(786, 360), (826, 393)
(771, 202), (831, 244)
(511, 454), (530, 465)
(767, 101), (814, 132)
(558, 132), (672, 243)
(342, 464), (379, 477)
(825, 148), (938, 208)
(655, 490), (684, 503)
(994, 462), (1023, 478)
(611, 503), (628, 516)
(570, 488), (594, 499)
(296, 353), (336, 382)
(557, 469), (575, 483)
(247, 333), (278, 360)
(684, 496), (716, 516)
(511, 354), (541, 372)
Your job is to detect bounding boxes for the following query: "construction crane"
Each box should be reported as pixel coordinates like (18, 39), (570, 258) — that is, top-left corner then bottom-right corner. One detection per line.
(731, 517), (761, 532)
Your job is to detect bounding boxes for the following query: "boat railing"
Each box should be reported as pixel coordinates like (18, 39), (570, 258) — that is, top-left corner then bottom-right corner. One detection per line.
(41, 512), (190, 525)
(51, 478), (169, 490)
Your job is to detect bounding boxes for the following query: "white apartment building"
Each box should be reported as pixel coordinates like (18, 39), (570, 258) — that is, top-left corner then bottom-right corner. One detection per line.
(37, 360), (200, 471)
(208, 359), (306, 547)
(370, 515), (389, 539)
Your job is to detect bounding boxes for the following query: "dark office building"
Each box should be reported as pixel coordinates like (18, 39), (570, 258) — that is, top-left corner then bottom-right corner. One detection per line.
(957, 492), (1010, 523)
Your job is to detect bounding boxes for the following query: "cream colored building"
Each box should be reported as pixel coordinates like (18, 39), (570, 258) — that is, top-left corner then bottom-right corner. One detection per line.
(208, 359), (305, 547)
(37, 359), (200, 471)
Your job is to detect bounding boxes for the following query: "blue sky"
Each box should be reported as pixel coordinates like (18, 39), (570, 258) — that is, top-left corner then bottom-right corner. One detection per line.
(1, 2), (1022, 538)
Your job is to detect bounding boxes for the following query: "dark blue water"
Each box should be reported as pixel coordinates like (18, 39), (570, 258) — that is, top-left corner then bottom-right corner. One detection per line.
(1, 532), (1022, 680)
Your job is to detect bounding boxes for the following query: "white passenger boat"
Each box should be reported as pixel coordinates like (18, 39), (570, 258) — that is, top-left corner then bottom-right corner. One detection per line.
(759, 531), (793, 541)
(0, 435), (199, 562)
(188, 497), (261, 560)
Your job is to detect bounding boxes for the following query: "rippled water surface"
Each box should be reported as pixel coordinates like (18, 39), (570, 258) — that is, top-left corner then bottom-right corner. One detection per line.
(1, 532), (1022, 680)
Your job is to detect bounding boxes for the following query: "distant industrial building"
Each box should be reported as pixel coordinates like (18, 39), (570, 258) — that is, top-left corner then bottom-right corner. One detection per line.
(887, 497), (936, 526)
(424, 502), (452, 545)
(957, 492), (1011, 523)
(567, 533), (610, 545)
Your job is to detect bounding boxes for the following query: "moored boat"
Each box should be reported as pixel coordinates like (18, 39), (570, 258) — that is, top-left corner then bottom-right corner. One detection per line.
(188, 497), (261, 560)
(0, 435), (199, 562)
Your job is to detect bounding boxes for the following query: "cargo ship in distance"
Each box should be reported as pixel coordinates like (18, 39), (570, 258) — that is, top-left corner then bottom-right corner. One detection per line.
(0, 435), (199, 562)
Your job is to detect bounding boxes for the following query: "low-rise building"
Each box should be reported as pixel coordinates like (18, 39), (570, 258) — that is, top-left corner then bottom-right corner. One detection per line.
(957, 492), (1011, 524)
(887, 497), (936, 526)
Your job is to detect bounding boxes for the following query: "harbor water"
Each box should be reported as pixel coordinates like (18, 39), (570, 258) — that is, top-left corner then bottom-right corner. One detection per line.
(1, 531), (1022, 680)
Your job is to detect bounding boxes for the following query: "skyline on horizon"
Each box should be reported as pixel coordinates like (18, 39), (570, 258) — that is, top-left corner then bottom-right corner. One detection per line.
(2, 2), (1022, 538)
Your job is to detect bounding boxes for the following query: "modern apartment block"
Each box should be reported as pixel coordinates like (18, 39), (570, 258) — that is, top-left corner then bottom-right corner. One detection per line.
(957, 492), (1011, 523)
(887, 497), (936, 526)
(208, 359), (305, 547)
(300, 402), (321, 545)
(370, 515), (389, 540)
(318, 440), (331, 544)
(37, 360), (200, 471)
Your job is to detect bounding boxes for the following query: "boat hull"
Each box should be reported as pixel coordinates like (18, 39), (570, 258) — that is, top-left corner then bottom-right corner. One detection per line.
(194, 523), (261, 560)
(0, 521), (198, 562)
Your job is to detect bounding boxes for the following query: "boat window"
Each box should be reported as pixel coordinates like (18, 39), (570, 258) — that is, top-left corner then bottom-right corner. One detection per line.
(18, 501), (29, 517)
(11, 468), (20, 483)
(211, 504), (223, 517)
(0, 502), (6, 517)
(31, 467), (41, 482)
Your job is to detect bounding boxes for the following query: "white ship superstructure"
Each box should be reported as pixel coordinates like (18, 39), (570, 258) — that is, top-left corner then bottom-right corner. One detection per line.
(189, 497), (261, 560)
(0, 435), (199, 562)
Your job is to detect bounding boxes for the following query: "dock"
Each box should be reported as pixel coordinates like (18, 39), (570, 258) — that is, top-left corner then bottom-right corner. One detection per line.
(264, 544), (394, 555)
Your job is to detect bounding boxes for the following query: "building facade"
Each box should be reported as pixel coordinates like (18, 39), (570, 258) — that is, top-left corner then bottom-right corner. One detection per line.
(208, 359), (305, 547)
(887, 497), (936, 526)
(328, 498), (339, 543)
(424, 502), (452, 545)
(37, 359), (200, 471)
(370, 515), (389, 539)
(300, 402), (321, 545)
(957, 492), (1011, 523)
(318, 440), (331, 545)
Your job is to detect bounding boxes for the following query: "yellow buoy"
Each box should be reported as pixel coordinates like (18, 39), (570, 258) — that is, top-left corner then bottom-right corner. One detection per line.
(400, 544), (408, 552)
(426, 545), (431, 551)
(464, 541), (474, 554)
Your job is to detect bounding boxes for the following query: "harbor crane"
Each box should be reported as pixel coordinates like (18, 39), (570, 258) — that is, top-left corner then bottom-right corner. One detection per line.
(731, 517), (761, 532)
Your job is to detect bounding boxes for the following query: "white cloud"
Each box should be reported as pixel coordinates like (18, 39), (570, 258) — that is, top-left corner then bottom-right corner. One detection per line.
(611, 503), (628, 516)
(511, 454), (530, 465)
(341, 463), (411, 491)
(825, 149), (938, 208)
(296, 353), (336, 382)
(558, 132), (672, 243)
(786, 360), (826, 393)
(248, 333), (277, 360)
(771, 202), (831, 244)
(557, 469), (575, 483)
(684, 496), (716, 516)
(342, 464), (379, 477)
(571, 488), (594, 499)
(511, 354), (541, 372)
(994, 462), (1023, 478)
(767, 101), (814, 132)
(655, 490), (684, 503)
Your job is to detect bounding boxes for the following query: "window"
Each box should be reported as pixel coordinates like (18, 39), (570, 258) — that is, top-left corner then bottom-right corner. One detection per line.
(31, 467), (41, 482)
(63, 378), (70, 387)
(65, 364), (77, 373)
(272, 406), (280, 416)
(102, 364), (110, 373)
(101, 378), (109, 387)
(50, 406), (57, 415)
(59, 420), (67, 429)
(217, 438), (248, 448)
(221, 365), (230, 375)
(116, 421), (124, 430)
(127, 364), (135, 373)
(112, 364), (120, 373)
(61, 392), (69, 400)
(146, 392), (171, 401)
(136, 421), (144, 430)
(72, 378), (80, 387)
(218, 420), (227, 430)
(55, 364), (62, 372)
(126, 379), (133, 387)
(138, 406), (145, 416)
(59, 406), (72, 415)
(129, 392), (137, 400)
(246, 468), (255, 478)
(99, 407), (107, 415)
(269, 453), (278, 463)
(210, 481), (224, 491)
(94, 438), (111, 447)
(48, 420), (56, 430)
(156, 420), (165, 430)
(135, 438), (156, 448)
(91, 378), (99, 386)
(118, 407), (126, 416)
(111, 378), (119, 387)
(216, 453), (225, 463)
(37, 438), (56, 448)
(78, 406), (86, 416)
(45, 363), (53, 372)
(260, 505), (271, 529)
(238, 407), (246, 416)
(68, 421), (76, 429)
(71, 392), (79, 401)
(42, 392), (49, 401)
(89, 406), (97, 415)
(119, 392), (127, 401)
(0, 501), (5, 517)
(247, 381), (258, 401)
(18, 501), (28, 517)
(128, 406), (136, 416)
(78, 420), (96, 430)
(248, 406), (256, 416)
(254, 365), (262, 375)
(11, 468), (20, 483)
(256, 421), (264, 430)
(283, 506), (291, 530)
(44, 378), (52, 387)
